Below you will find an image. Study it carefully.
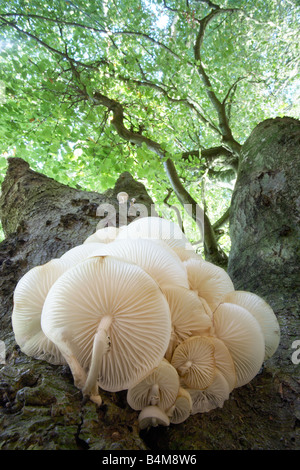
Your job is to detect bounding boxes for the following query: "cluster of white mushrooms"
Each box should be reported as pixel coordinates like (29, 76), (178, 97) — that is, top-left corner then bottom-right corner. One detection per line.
(12, 216), (280, 429)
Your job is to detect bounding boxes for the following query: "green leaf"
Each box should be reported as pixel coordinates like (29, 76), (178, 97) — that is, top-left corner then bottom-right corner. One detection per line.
(0, 157), (7, 169)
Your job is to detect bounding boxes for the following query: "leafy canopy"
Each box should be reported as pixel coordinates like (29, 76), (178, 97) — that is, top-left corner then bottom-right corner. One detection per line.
(0, 0), (299, 248)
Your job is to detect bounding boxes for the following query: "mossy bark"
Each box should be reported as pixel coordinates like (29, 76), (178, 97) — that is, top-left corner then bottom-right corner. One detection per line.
(0, 134), (299, 451)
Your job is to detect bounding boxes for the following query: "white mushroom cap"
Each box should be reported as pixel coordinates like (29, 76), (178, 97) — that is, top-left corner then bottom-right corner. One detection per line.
(12, 258), (70, 365)
(213, 302), (265, 388)
(138, 405), (170, 429)
(171, 246), (203, 262)
(116, 216), (193, 251)
(117, 192), (129, 203)
(219, 291), (280, 360)
(60, 242), (107, 267)
(87, 238), (189, 290)
(167, 387), (192, 424)
(127, 359), (180, 411)
(150, 238), (190, 261)
(161, 285), (213, 361)
(83, 226), (119, 244)
(183, 258), (235, 312)
(188, 370), (231, 414)
(171, 336), (216, 390)
(41, 256), (172, 402)
(209, 336), (236, 392)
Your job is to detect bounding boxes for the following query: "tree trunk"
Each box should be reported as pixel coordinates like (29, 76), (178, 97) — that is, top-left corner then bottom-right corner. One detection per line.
(227, 116), (300, 447)
(0, 133), (299, 450)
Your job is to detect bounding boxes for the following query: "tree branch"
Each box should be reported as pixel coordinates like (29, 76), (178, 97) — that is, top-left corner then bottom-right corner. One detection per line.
(1, 11), (187, 65)
(213, 206), (230, 231)
(193, 8), (242, 154)
(163, 158), (227, 265)
(2, 9), (231, 266)
(196, 0), (220, 9)
(163, 189), (184, 230)
(110, 72), (222, 137)
(0, 15), (106, 69)
(91, 91), (165, 157)
(182, 146), (232, 162)
(162, 157), (204, 237)
(182, 146), (239, 173)
(89, 88), (227, 264)
(222, 77), (246, 106)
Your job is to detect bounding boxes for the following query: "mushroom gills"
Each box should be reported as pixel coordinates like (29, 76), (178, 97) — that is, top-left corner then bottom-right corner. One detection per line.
(171, 336), (216, 390)
(41, 256), (172, 402)
(167, 387), (192, 424)
(138, 405), (170, 429)
(188, 370), (231, 414)
(219, 290), (280, 360)
(49, 327), (87, 390)
(12, 258), (71, 365)
(126, 359), (179, 411)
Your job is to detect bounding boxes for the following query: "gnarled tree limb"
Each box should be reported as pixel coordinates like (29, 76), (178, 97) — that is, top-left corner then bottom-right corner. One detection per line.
(90, 89), (227, 265)
(193, 8), (242, 155)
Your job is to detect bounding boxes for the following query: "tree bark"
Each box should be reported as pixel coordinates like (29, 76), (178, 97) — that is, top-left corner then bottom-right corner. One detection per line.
(0, 139), (299, 450)
(227, 116), (300, 447)
(0, 157), (155, 336)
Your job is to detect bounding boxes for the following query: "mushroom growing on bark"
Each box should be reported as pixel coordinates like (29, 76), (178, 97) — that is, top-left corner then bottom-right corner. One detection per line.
(166, 387), (193, 424)
(171, 336), (216, 390)
(117, 192), (129, 204)
(183, 258), (234, 311)
(87, 238), (189, 290)
(12, 213), (281, 424)
(127, 359), (180, 411)
(116, 216), (193, 251)
(171, 246), (203, 262)
(188, 370), (231, 414)
(60, 242), (106, 267)
(161, 285), (213, 361)
(83, 226), (119, 244)
(41, 256), (172, 404)
(209, 336), (236, 392)
(138, 405), (170, 429)
(213, 302), (265, 388)
(12, 258), (71, 365)
(219, 291), (280, 360)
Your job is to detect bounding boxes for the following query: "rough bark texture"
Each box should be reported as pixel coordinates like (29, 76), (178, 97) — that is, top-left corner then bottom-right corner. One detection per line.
(227, 116), (300, 447)
(0, 129), (299, 451)
(228, 116), (300, 293)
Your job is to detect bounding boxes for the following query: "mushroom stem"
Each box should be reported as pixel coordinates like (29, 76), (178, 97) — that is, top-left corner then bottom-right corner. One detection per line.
(178, 360), (193, 376)
(83, 315), (113, 400)
(149, 383), (160, 406)
(58, 338), (87, 389)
